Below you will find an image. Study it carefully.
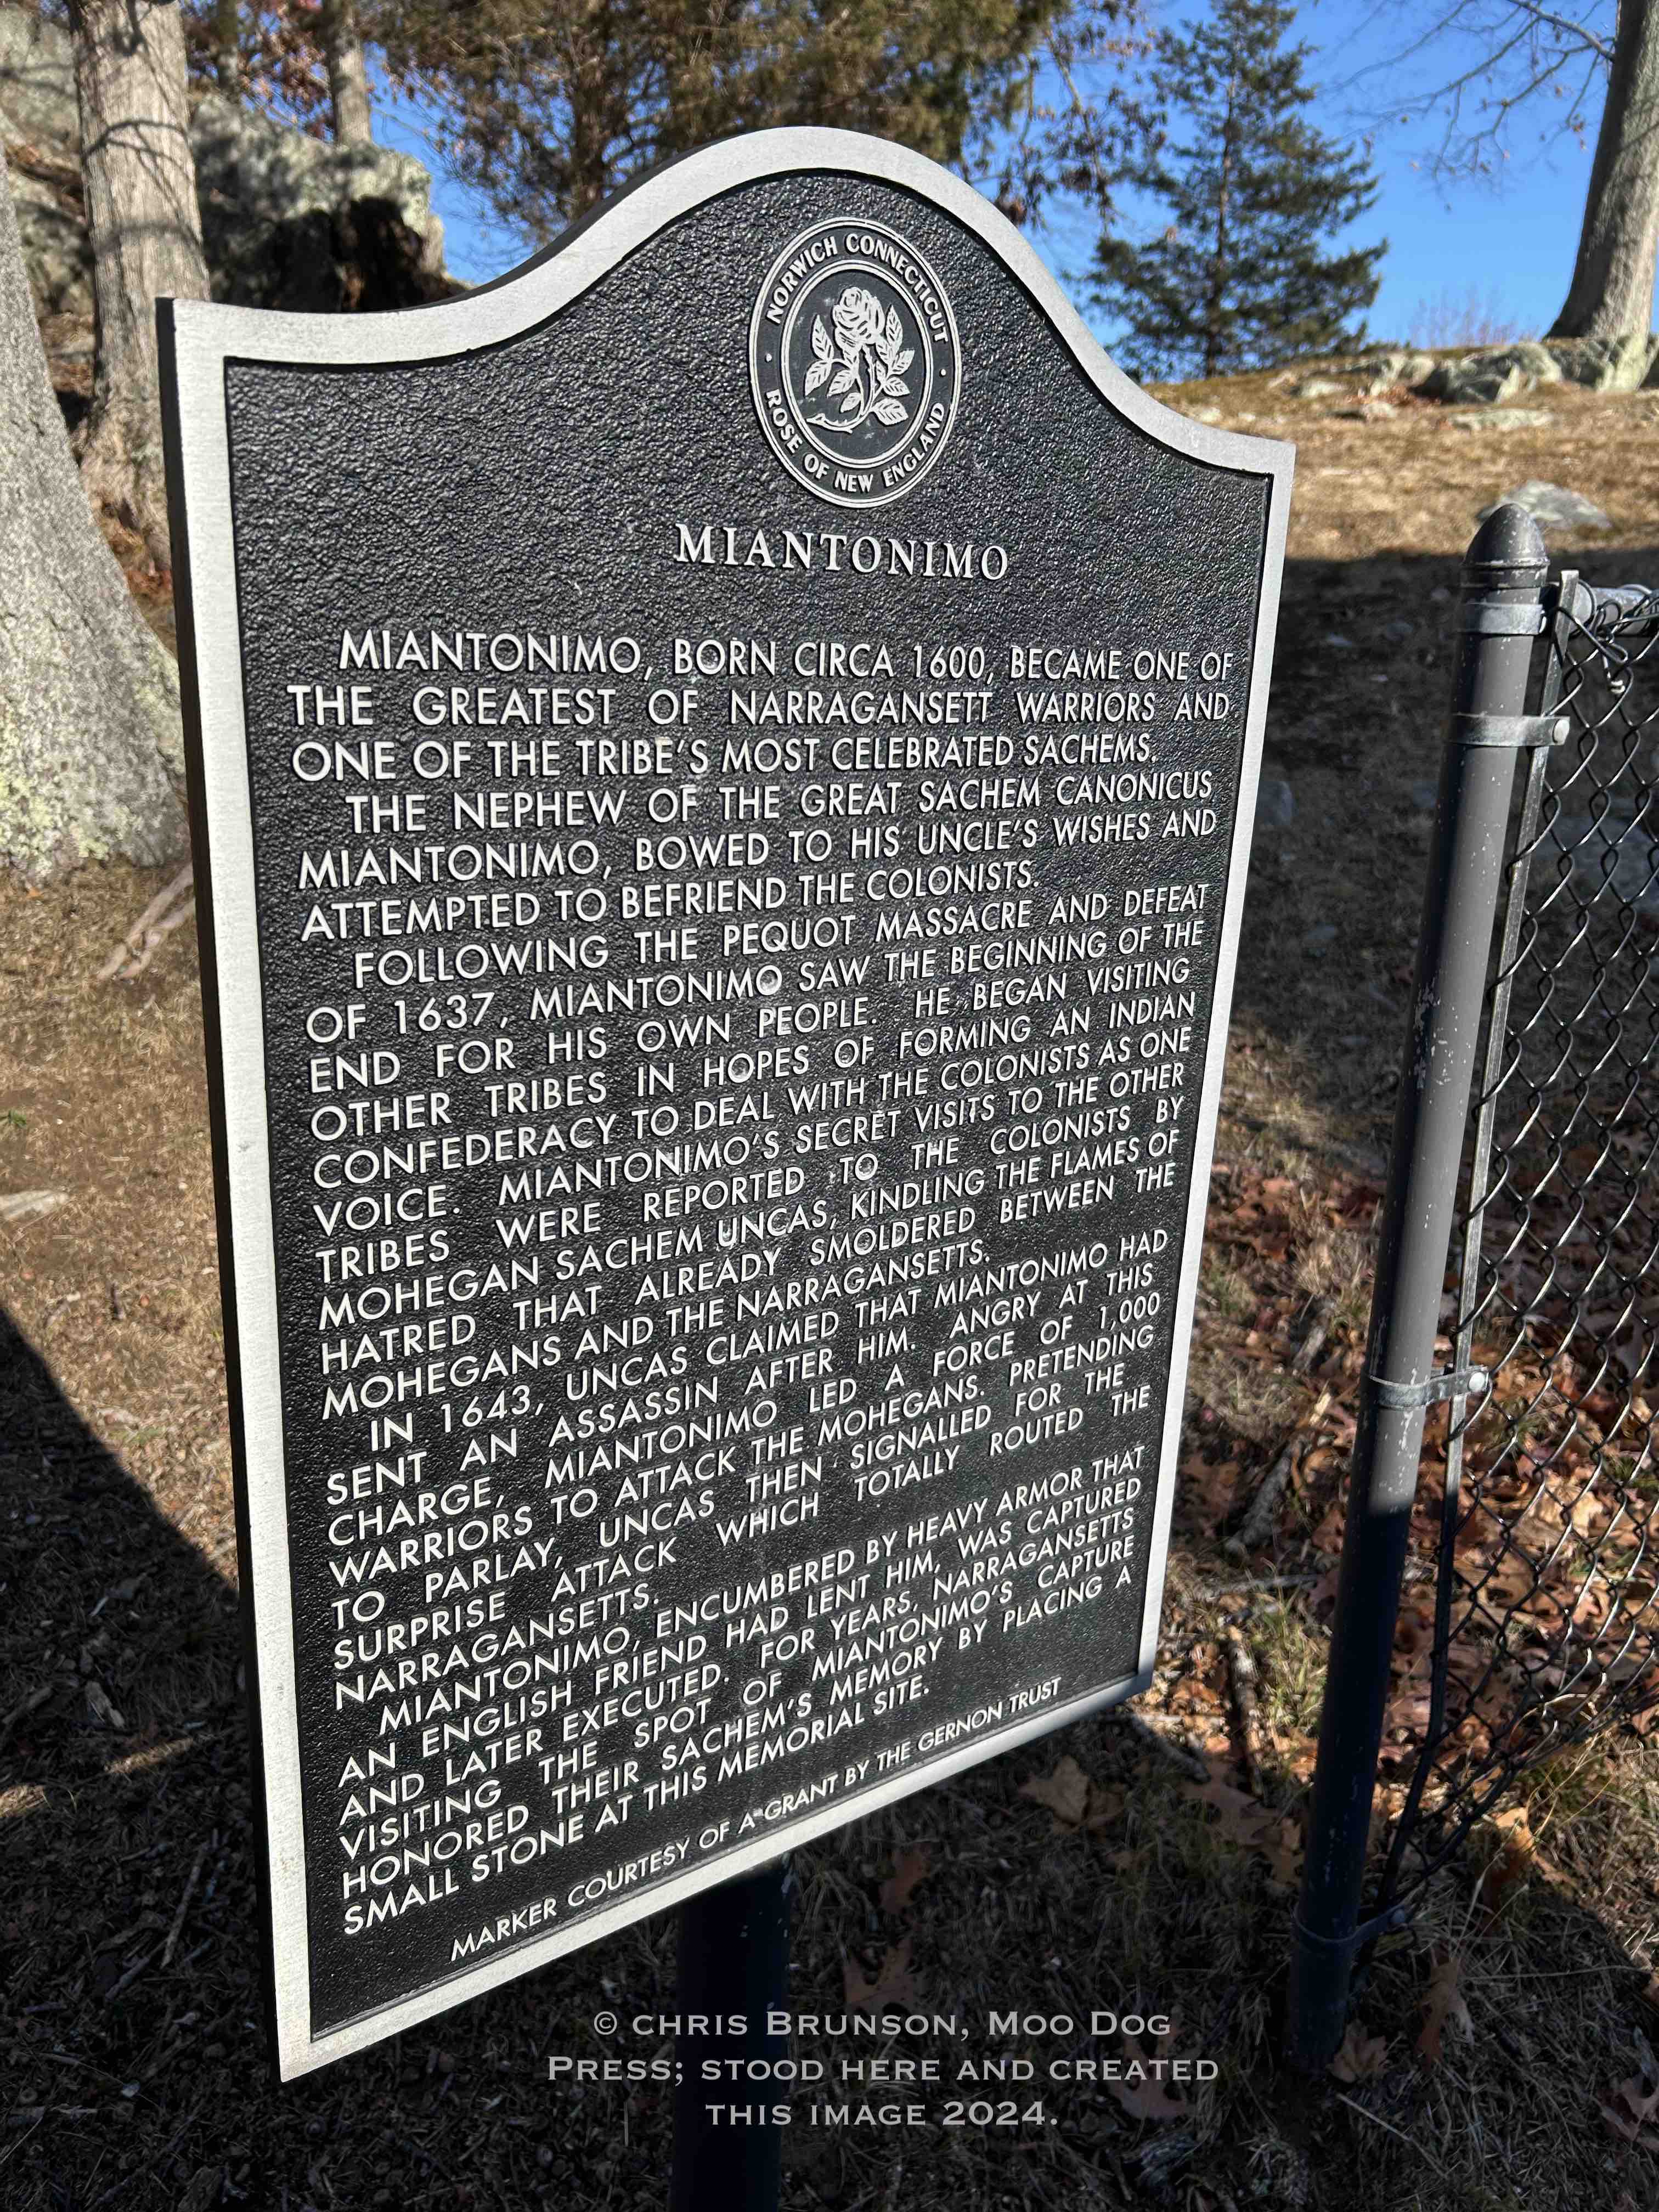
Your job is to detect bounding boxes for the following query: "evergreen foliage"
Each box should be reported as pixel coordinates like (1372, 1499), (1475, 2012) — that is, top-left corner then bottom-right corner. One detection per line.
(173, 0), (1145, 241)
(1092, 0), (1384, 380)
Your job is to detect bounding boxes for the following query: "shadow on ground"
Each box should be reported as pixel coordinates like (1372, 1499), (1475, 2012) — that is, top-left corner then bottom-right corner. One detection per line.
(4, 1276), (1659, 2209)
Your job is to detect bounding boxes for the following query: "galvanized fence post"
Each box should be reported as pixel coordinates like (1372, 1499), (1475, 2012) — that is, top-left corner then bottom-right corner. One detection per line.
(1285, 504), (1554, 2070)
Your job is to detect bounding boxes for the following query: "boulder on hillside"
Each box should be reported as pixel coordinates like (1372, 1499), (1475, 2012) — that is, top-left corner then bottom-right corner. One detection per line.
(1, 8), (452, 317)
(193, 95), (449, 312)
(1361, 348), (1434, 394)
(1476, 481), (1612, 531)
(1406, 336), (1659, 405)
(1473, 342), (1563, 385)
(1545, 335), (1651, 391)
(1448, 408), (1552, 435)
(1415, 356), (1529, 406)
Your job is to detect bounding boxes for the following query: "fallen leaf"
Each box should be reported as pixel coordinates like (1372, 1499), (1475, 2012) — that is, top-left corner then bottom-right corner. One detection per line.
(1263, 1815), (1303, 1889)
(1601, 2099), (1658, 2147)
(1416, 1950), (1472, 2063)
(1181, 1758), (1302, 1887)
(1084, 1784), (1126, 1832)
(1107, 2030), (1189, 2123)
(1178, 1454), (1241, 1534)
(1610, 2072), (1659, 2134)
(1310, 1561), (1342, 1609)
(1329, 2022), (1389, 2082)
(84, 1680), (126, 1731)
(1393, 1607), (1435, 1661)
(843, 1935), (919, 2013)
(1477, 1805), (1535, 1921)
(878, 1844), (933, 1916)
(1020, 1756), (1090, 1829)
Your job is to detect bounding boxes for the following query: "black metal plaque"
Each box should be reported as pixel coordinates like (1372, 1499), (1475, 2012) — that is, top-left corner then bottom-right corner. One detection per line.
(161, 129), (1291, 2078)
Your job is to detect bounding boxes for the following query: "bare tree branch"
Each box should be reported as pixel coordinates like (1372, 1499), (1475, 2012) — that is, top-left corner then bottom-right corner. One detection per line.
(1045, 22), (1111, 206)
(1506, 0), (1613, 62)
(1339, 0), (1615, 180)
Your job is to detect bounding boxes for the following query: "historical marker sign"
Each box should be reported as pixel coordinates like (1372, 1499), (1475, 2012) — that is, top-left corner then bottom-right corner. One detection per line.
(161, 129), (1292, 2079)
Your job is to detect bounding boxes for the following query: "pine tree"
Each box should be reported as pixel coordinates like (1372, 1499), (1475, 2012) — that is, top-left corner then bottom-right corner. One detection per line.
(1092, 0), (1383, 381)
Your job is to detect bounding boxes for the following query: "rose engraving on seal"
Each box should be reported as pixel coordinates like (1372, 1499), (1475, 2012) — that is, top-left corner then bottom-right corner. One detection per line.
(749, 217), (961, 509)
(804, 286), (914, 435)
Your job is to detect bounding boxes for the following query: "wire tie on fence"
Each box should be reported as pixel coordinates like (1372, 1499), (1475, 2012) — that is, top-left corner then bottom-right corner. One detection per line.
(1448, 713), (1568, 751)
(1461, 602), (1547, 636)
(1369, 1364), (1490, 1410)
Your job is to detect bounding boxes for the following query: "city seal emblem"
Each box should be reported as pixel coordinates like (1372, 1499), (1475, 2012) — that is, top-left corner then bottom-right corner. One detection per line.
(749, 218), (961, 510)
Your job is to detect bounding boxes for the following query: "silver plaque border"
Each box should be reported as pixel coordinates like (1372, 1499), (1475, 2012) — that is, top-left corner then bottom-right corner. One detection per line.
(160, 125), (1294, 2081)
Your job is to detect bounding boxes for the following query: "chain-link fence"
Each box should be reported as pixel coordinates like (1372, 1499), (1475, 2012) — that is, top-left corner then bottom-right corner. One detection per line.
(1290, 509), (1659, 2063)
(1369, 573), (1659, 1921)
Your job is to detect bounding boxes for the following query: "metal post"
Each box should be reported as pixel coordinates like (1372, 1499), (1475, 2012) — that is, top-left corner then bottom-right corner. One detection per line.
(1285, 504), (1551, 2069)
(669, 1859), (793, 2212)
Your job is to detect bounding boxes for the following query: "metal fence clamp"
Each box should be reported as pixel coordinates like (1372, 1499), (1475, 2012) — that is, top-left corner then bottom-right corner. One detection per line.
(1368, 1366), (1492, 1411)
(1448, 713), (1568, 749)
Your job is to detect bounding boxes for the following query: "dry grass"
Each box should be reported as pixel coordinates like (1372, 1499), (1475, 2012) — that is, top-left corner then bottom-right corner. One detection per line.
(4, 370), (1659, 2208)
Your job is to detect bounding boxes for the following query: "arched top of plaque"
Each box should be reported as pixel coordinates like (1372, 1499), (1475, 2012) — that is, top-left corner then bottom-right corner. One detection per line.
(164, 126), (1293, 497)
(161, 123), (1295, 2085)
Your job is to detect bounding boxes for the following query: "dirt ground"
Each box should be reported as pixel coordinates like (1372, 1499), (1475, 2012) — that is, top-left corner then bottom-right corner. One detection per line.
(5, 362), (1659, 2210)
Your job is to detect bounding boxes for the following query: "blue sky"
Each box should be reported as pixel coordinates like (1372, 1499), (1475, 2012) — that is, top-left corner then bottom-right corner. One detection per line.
(373, 0), (1614, 352)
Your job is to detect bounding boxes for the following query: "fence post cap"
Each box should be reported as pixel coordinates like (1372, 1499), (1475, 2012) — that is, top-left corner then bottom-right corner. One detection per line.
(1464, 503), (1549, 589)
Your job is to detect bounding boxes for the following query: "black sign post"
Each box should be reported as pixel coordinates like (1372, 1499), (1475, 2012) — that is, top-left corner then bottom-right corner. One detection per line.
(670, 1858), (794, 2212)
(160, 127), (1292, 2089)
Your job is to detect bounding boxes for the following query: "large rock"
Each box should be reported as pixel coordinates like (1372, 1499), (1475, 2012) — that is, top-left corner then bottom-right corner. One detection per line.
(1448, 408), (1552, 435)
(1545, 335), (1650, 391)
(0, 9), (90, 314)
(1362, 348), (1434, 394)
(1416, 356), (1529, 405)
(1476, 481), (1612, 531)
(1, 10), (450, 317)
(1475, 342), (1563, 385)
(193, 95), (448, 311)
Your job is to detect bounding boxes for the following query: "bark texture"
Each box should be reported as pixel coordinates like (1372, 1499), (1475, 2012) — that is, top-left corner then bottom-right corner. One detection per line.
(0, 161), (186, 882)
(70, 0), (208, 569)
(321, 0), (374, 145)
(1549, 0), (1659, 340)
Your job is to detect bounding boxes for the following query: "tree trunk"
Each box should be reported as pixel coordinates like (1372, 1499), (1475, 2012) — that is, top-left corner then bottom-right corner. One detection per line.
(321, 0), (374, 145)
(1205, 64), (1239, 380)
(213, 0), (244, 97)
(1548, 0), (1659, 340)
(69, 0), (209, 573)
(0, 162), (187, 881)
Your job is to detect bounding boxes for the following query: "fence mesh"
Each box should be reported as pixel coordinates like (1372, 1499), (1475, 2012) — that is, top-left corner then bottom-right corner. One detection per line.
(1372, 574), (1659, 1920)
